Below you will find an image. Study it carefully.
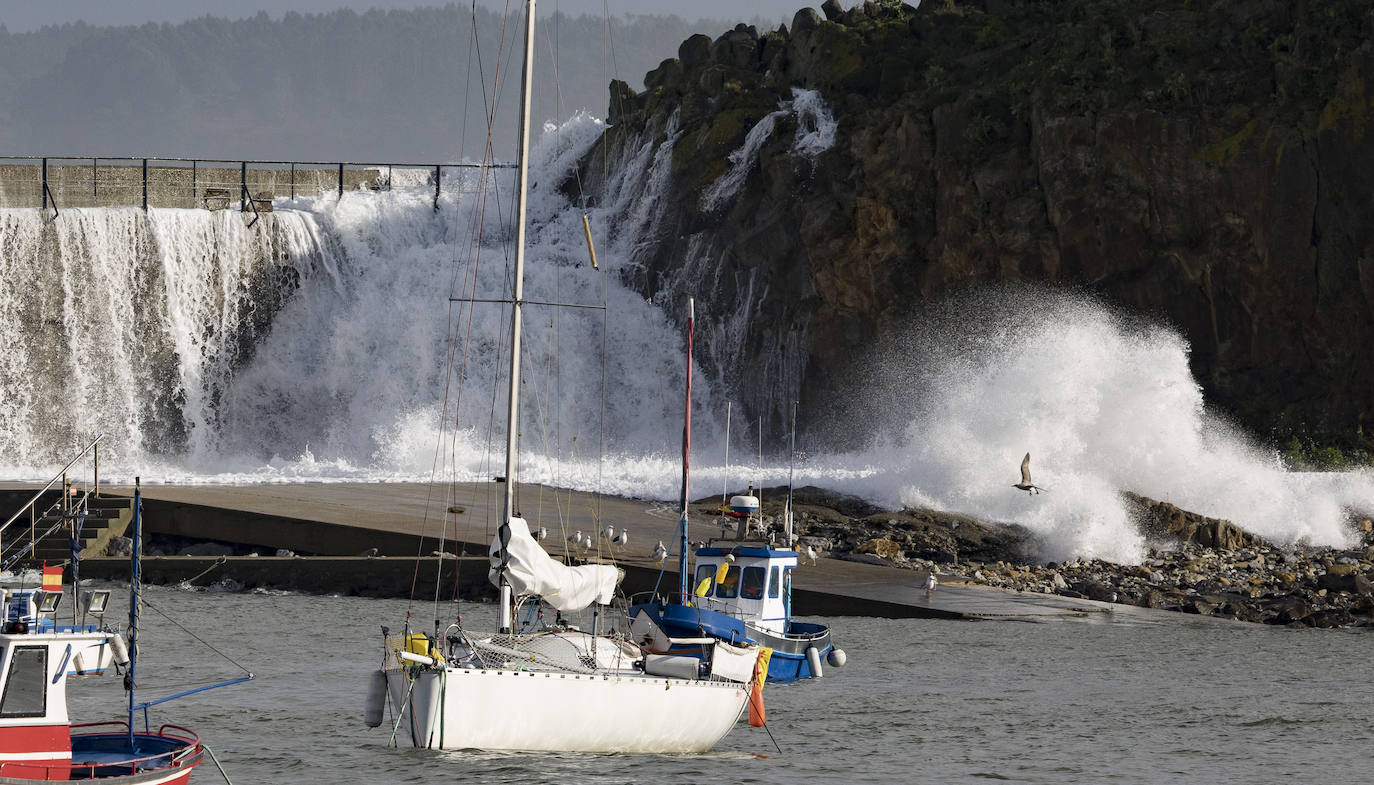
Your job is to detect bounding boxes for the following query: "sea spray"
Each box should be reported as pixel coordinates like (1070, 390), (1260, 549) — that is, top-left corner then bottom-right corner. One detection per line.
(3, 119), (1373, 562)
(819, 287), (1374, 561)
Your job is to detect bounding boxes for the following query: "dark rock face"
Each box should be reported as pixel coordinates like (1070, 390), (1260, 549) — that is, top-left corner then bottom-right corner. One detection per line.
(1123, 491), (1268, 551)
(580, 0), (1374, 446)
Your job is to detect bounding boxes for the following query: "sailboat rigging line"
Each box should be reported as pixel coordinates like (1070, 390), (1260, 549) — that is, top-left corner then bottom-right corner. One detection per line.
(139, 598), (254, 676)
(411, 0), (527, 618)
(448, 296), (606, 310)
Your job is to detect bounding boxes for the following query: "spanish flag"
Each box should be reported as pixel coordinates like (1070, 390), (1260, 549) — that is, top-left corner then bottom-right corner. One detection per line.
(748, 647), (772, 727)
(41, 564), (62, 592)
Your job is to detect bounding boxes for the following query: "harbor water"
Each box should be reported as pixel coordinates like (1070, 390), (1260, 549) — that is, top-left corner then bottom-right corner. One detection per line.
(67, 585), (1372, 784)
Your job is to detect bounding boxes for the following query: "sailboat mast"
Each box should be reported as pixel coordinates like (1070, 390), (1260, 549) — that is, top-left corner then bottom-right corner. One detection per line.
(678, 298), (694, 599)
(498, 0), (538, 633)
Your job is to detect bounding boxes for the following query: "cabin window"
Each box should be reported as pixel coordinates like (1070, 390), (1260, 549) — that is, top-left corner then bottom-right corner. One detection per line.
(694, 564), (716, 597)
(741, 567), (765, 599)
(716, 566), (741, 599)
(1, 646), (47, 718)
(768, 566), (781, 598)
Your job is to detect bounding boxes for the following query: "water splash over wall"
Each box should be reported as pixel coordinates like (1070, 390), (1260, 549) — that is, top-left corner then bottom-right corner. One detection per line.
(0, 207), (322, 473)
(2, 117), (1371, 561)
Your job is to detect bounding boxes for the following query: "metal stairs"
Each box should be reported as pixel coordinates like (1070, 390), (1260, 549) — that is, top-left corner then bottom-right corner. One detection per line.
(24, 496), (135, 565)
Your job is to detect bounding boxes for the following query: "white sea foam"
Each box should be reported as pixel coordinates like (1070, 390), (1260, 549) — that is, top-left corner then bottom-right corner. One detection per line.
(699, 88), (838, 210)
(789, 88), (837, 157)
(814, 289), (1374, 561)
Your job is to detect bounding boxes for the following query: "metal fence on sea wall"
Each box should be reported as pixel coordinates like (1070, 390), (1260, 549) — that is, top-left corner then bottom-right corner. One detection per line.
(0, 156), (513, 214)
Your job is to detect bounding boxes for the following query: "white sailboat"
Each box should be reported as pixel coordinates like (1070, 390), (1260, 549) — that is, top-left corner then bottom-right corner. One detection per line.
(370, 0), (758, 754)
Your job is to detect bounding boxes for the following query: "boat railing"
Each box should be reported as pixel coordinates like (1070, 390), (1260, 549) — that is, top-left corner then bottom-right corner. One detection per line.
(627, 590), (693, 608)
(0, 435), (103, 568)
(0, 722), (201, 779)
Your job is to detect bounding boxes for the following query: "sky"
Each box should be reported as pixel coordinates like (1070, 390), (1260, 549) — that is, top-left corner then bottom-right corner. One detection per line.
(0, 0), (813, 33)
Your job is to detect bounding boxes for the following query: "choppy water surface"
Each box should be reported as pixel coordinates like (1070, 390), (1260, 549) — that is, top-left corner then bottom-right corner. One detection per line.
(65, 586), (1372, 785)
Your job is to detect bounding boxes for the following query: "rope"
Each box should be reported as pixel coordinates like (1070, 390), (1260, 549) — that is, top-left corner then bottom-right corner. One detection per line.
(201, 744), (236, 785)
(388, 672), (420, 748)
(178, 555), (226, 586)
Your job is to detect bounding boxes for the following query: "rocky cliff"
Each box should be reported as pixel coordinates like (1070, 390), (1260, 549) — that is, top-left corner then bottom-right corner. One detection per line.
(577, 0), (1374, 449)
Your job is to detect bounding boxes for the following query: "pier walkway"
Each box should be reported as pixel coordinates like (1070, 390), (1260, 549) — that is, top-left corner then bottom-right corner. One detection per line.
(2, 481), (1182, 622)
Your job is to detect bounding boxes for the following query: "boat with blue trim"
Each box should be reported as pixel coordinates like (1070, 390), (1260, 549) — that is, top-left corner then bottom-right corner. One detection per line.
(631, 536), (845, 683)
(2, 468), (250, 783)
(629, 396), (846, 683)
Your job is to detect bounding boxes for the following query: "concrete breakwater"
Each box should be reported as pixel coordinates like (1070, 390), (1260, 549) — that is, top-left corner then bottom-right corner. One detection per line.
(2, 483), (1122, 621)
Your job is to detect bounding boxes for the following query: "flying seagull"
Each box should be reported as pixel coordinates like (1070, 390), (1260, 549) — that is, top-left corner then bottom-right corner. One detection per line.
(1013, 452), (1046, 495)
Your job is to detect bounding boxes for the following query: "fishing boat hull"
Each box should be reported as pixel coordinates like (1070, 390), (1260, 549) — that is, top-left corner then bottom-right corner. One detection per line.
(386, 667), (749, 753)
(0, 728), (202, 784)
(631, 602), (835, 684)
(748, 622), (833, 683)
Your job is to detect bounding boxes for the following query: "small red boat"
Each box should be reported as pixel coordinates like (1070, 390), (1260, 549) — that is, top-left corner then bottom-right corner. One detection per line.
(0, 587), (206, 784)
(2, 477), (247, 784)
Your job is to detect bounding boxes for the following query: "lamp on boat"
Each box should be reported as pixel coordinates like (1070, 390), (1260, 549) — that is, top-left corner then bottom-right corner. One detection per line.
(80, 589), (111, 627)
(37, 591), (62, 614)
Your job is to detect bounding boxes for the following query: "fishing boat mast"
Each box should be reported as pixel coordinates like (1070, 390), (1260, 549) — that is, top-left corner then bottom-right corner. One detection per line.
(786, 400), (797, 547)
(127, 478), (142, 749)
(497, 0), (538, 635)
(678, 298), (694, 600)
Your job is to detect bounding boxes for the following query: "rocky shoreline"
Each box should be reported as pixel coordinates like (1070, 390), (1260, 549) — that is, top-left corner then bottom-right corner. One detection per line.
(716, 486), (1374, 628)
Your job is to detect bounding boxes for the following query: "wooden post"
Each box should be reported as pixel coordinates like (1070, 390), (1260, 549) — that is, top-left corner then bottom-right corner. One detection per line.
(93, 443), (100, 498)
(142, 159), (148, 210)
(434, 165), (441, 210)
(241, 162), (248, 212)
(291, 163), (296, 200)
(93, 158), (98, 197)
(338, 163), (344, 198)
(41, 158), (48, 210)
(192, 161), (197, 207)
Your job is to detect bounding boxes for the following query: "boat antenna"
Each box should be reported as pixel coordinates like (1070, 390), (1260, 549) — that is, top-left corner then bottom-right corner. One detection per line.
(786, 400), (797, 548)
(127, 477), (142, 748)
(677, 297), (694, 600)
(496, 0), (538, 635)
(720, 401), (731, 513)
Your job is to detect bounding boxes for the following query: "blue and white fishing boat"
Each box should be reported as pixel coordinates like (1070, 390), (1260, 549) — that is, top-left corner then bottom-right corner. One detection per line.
(629, 358), (846, 682)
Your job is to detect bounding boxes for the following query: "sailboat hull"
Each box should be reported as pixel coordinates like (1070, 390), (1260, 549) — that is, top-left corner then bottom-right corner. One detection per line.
(386, 667), (749, 753)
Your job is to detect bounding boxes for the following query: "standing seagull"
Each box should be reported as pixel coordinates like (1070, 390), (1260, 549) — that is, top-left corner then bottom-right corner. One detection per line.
(651, 540), (668, 565)
(612, 528), (629, 550)
(1013, 452), (1046, 495)
(923, 573), (938, 597)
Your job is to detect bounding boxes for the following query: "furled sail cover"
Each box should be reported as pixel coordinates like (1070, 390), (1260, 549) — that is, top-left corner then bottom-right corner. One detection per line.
(489, 517), (622, 611)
